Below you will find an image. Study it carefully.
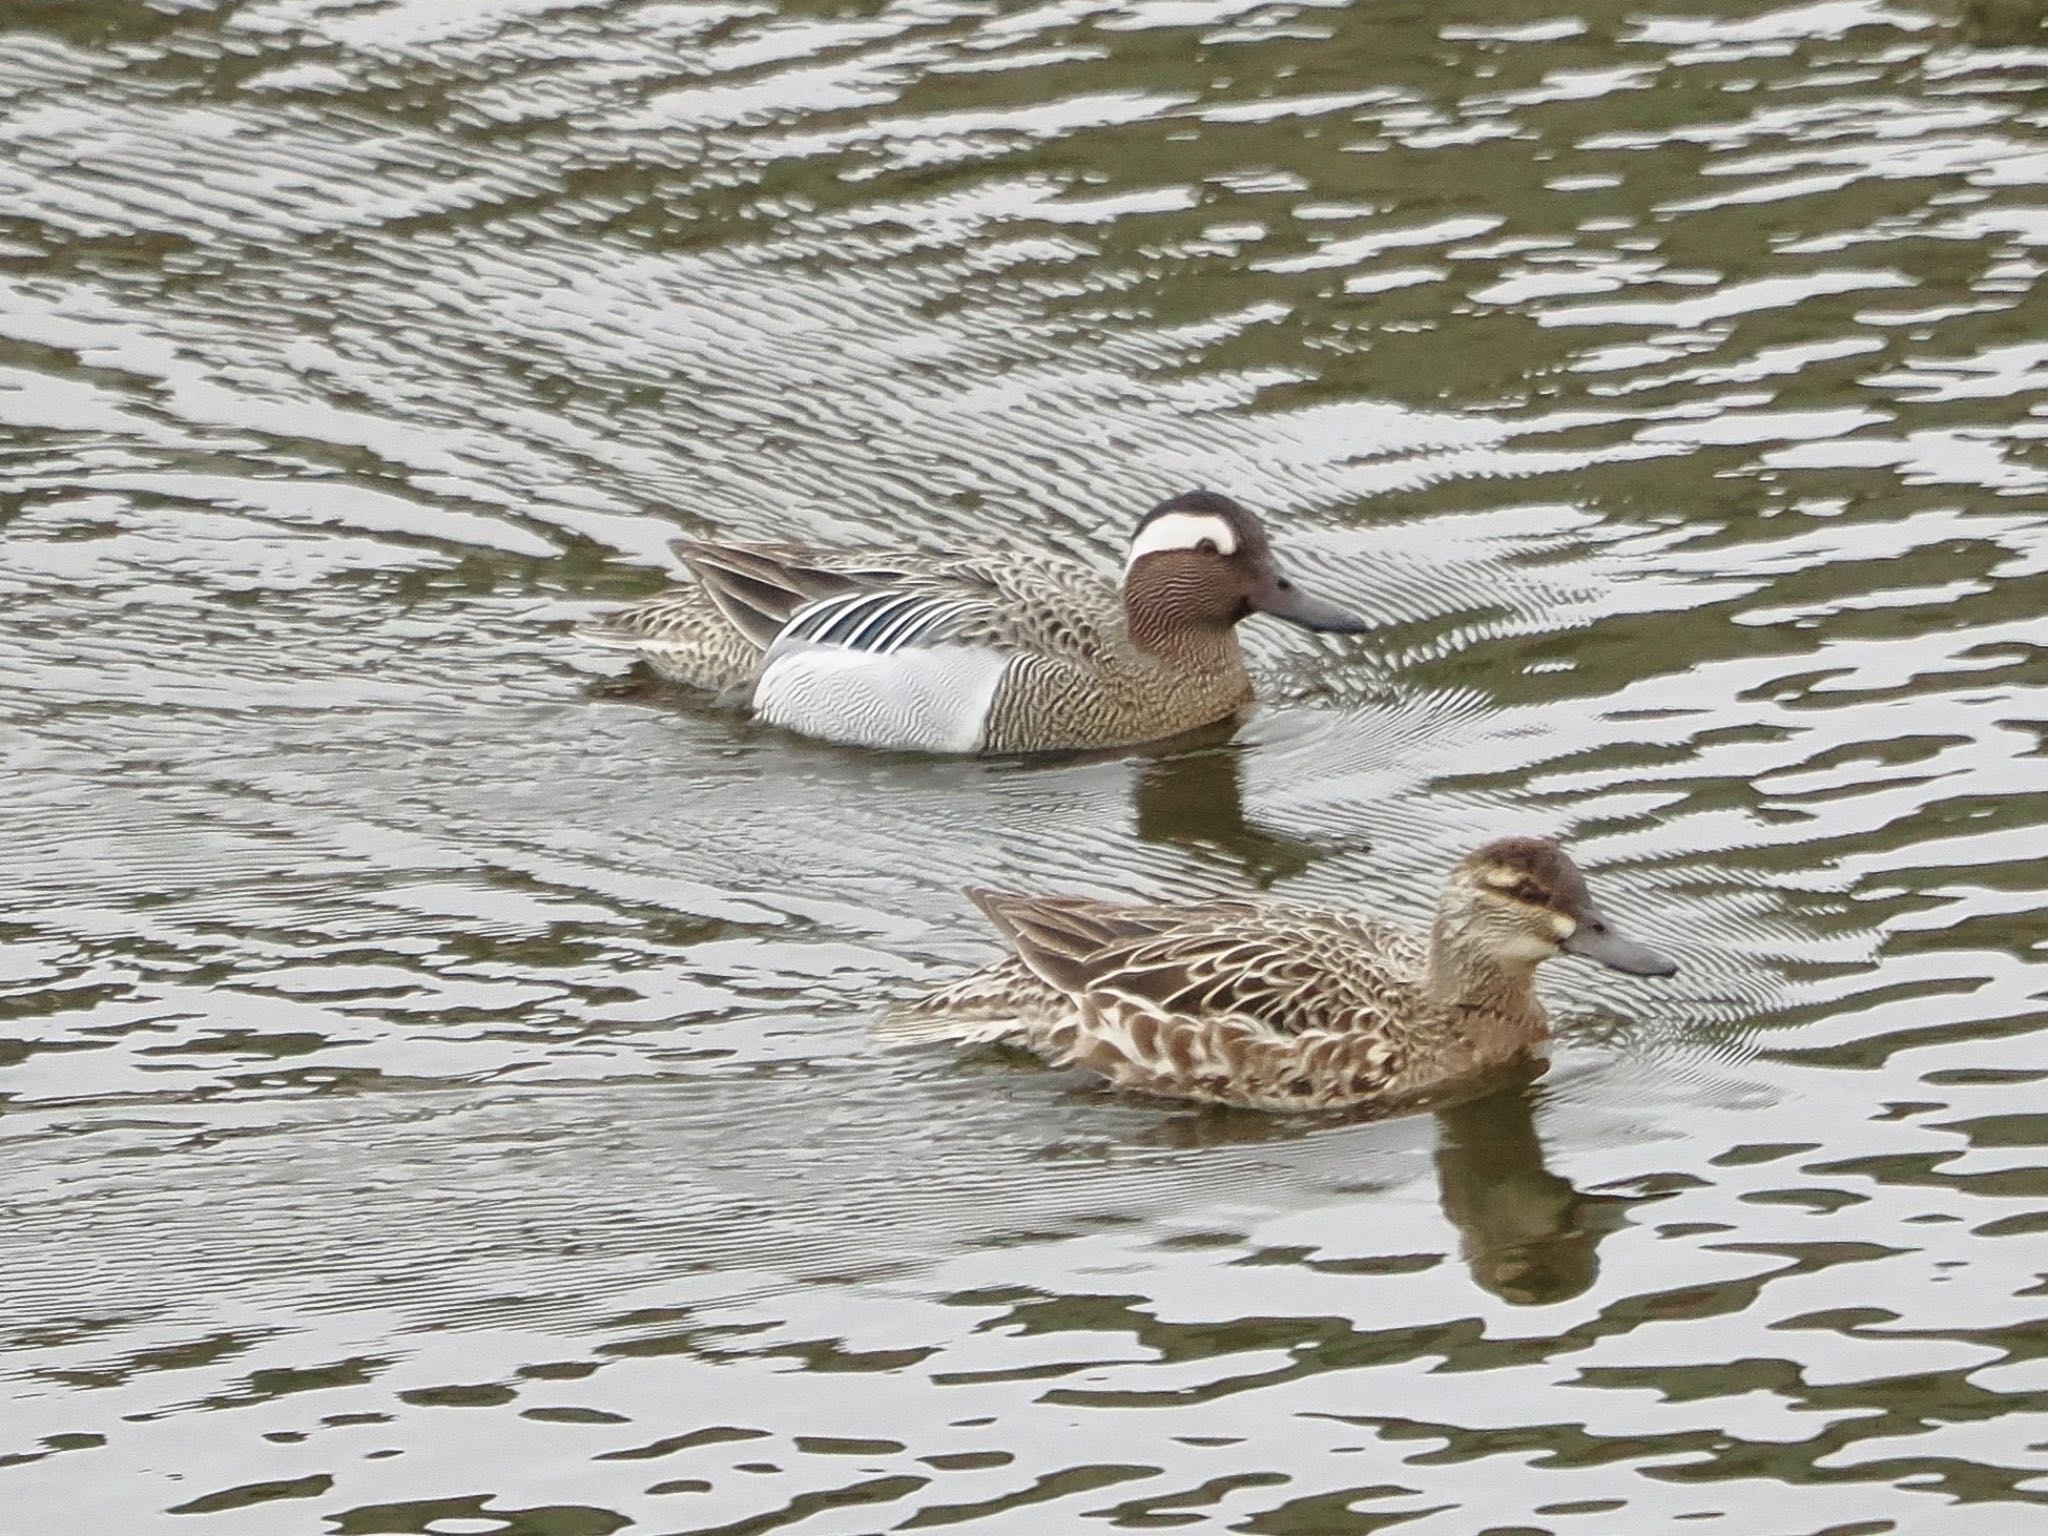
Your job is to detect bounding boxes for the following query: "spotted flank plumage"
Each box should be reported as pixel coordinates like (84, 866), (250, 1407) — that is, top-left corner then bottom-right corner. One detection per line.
(885, 837), (1680, 1112)
(576, 491), (1368, 755)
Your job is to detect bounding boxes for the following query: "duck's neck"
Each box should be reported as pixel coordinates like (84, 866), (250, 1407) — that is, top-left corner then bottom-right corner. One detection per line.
(1123, 603), (1244, 670)
(1422, 911), (1547, 1044)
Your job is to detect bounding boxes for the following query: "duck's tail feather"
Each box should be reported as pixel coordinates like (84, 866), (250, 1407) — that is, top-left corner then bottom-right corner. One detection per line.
(574, 619), (652, 650)
(872, 1004), (1024, 1047)
(874, 952), (1062, 1047)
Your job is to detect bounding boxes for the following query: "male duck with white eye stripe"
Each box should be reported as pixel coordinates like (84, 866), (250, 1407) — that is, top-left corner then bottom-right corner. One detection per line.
(579, 490), (1367, 754)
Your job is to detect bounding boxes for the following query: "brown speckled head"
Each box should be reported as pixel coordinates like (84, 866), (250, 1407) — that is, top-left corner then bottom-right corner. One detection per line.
(1464, 837), (1595, 914)
(1455, 837), (1678, 978)
(1122, 490), (1366, 656)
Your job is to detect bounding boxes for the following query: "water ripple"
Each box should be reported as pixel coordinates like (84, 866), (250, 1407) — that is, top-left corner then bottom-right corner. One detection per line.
(5, 1), (2048, 1532)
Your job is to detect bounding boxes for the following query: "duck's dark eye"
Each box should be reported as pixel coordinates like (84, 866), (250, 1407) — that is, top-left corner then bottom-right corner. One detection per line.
(1509, 879), (1548, 905)
(1196, 538), (1219, 555)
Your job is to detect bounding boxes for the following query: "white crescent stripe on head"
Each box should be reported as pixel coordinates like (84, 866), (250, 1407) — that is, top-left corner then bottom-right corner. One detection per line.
(1126, 511), (1238, 570)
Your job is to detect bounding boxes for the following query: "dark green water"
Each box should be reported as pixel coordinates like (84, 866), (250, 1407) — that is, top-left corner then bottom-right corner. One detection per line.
(4, 1), (2047, 1532)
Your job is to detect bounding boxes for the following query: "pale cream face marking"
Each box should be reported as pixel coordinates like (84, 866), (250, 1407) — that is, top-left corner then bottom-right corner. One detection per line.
(1125, 512), (1239, 570)
(1477, 863), (1574, 942)
(1496, 927), (1562, 964)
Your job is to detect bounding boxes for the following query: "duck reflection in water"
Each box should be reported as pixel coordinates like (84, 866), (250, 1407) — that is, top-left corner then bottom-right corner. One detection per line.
(1431, 1067), (1634, 1305)
(1126, 722), (1345, 887)
(1120, 1063), (1632, 1307)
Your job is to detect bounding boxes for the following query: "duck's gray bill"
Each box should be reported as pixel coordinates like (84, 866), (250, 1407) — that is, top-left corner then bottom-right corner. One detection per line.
(1251, 573), (1369, 634)
(1562, 922), (1678, 979)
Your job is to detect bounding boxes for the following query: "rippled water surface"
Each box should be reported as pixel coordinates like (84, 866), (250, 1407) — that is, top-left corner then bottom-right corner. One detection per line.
(5, 0), (2048, 1531)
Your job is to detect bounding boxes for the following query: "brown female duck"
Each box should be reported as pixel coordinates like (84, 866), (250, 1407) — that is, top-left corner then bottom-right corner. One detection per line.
(887, 838), (1678, 1112)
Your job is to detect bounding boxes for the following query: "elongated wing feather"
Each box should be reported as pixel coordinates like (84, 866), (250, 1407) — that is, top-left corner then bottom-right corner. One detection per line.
(973, 892), (1417, 1040)
(779, 589), (990, 654)
(673, 539), (1011, 652)
(967, 889), (1184, 993)
(672, 540), (865, 651)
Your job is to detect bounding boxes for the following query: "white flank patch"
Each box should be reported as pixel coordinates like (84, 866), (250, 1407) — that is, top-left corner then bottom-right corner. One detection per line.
(752, 641), (1007, 753)
(1125, 511), (1238, 568)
